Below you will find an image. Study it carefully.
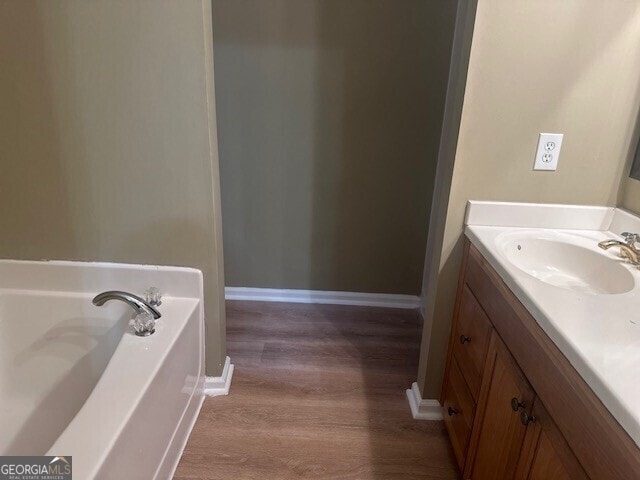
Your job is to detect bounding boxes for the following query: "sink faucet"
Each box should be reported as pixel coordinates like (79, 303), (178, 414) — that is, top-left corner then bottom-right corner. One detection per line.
(92, 291), (161, 319)
(598, 232), (640, 266)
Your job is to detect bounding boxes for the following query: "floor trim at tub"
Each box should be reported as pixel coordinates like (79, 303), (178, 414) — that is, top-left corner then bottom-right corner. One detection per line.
(225, 287), (421, 309)
(204, 356), (234, 396)
(406, 382), (443, 420)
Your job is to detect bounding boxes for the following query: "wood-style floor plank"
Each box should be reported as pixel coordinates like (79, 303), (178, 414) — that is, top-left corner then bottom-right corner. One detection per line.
(174, 301), (457, 479)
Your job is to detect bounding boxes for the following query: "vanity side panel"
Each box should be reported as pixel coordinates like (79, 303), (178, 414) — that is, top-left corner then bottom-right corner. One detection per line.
(442, 358), (476, 470)
(440, 239), (471, 405)
(465, 242), (640, 480)
(453, 285), (493, 401)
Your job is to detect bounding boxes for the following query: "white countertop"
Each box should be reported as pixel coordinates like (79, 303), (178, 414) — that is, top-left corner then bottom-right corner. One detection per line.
(464, 201), (640, 447)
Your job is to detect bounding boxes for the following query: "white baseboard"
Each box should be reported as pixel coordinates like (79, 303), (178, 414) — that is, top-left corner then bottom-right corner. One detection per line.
(406, 382), (443, 420)
(225, 287), (421, 309)
(204, 356), (234, 397)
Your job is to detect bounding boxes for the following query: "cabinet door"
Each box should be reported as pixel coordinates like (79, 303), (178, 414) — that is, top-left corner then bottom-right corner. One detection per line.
(514, 398), (588, 480)
(465, 331), (535, 480)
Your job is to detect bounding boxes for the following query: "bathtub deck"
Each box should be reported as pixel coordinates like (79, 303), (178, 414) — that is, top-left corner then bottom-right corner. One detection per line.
(174, 301), (457, 479)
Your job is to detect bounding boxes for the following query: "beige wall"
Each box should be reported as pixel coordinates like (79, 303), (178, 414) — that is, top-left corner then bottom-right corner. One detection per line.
(621, 178), (640, 213)
(618, 110), (640, 212)
(419, 0), (640, 397)
(0, 0), (227, 375)
(619, 137), (640, 211)
(212, 0), (457, 294)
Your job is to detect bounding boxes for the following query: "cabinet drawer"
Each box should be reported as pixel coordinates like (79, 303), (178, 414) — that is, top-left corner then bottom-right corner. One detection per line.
(442, 357), (476, 470)
(454, 285), (492, 401)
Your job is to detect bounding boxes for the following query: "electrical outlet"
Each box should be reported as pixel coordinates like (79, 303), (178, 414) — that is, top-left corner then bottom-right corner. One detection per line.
(533, 133), (563, 171)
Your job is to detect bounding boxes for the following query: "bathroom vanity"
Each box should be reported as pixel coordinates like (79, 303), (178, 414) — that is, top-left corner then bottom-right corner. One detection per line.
(440, 202), (640, 480)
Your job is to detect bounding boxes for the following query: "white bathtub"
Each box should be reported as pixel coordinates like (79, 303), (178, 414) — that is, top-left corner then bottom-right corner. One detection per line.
(0, 260), (205, 479)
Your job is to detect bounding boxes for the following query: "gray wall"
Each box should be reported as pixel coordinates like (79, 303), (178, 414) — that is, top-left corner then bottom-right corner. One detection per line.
(0, 0), (227, 375)
(213, 0), (457, 295)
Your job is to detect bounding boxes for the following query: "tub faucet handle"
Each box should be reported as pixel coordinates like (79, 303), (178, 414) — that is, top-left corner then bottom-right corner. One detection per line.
(144, 287), (162, 307)
(133, 311), (156, 337)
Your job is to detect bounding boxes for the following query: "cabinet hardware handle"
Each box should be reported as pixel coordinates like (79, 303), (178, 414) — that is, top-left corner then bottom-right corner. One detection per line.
(511, 397), (526, 412)
(520, 411), (536, 426)
(447, 407), (458, 416)
(459, 335), (471, 344)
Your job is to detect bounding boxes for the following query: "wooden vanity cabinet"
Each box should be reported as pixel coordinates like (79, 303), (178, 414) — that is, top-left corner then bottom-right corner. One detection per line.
(440, 239), (640, 480)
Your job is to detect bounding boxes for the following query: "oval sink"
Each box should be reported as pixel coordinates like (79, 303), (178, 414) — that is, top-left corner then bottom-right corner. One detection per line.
(497, 232), (635, 295)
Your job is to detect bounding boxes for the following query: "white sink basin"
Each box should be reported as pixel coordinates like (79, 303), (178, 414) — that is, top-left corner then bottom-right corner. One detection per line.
(497, 231), (635, 295)
(465, 201), (640, 448)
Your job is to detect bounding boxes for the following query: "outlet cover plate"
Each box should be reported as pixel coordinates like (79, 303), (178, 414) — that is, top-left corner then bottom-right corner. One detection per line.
(533, 133), (563, 171)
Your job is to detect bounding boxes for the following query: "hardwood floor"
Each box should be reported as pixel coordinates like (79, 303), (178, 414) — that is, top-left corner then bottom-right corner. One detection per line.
(174, 301), (458, 479)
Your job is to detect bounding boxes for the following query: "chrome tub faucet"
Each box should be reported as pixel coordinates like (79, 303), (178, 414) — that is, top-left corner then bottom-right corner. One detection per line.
(92, 290), (161, 336)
